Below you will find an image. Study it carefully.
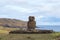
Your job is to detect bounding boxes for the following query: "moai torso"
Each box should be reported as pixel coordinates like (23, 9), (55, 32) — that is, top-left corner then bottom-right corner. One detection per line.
(27, 16), (36, 31)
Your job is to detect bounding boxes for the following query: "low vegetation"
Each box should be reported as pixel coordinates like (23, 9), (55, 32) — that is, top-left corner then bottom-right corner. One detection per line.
(0, 34), (55, 40)
(51, 32), (60, 40)
(0, 26), (20, 34)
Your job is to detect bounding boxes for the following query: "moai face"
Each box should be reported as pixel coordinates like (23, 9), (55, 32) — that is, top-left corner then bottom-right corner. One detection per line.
(29, 16), (35, 21)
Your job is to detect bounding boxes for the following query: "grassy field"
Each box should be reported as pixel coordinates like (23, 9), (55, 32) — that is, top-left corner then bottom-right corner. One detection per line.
(0, 29), (59, 40)
(0, 34), (56, 40)
(0, 26), (20, 34)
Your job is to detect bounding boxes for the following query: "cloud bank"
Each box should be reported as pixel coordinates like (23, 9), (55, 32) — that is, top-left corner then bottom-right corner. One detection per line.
(0, 0), (60, 25)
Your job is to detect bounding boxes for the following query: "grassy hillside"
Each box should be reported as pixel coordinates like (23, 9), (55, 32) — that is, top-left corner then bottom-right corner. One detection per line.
(0, 18), (27, 28)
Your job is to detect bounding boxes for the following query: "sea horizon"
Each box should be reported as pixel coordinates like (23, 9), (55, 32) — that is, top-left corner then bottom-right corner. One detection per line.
(37, 25), (60, 32)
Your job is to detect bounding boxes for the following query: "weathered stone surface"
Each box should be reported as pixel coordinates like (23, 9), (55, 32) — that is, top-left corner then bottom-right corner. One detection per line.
(27, 16), (36, 31)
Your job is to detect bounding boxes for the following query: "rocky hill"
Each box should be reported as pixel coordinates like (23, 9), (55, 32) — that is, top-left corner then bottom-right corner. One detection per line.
(0, 18), (27, 28)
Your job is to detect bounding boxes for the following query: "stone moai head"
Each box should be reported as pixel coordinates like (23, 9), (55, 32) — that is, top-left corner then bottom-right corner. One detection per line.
(29, 16), (35, 21)
(27, 16), (36, 31)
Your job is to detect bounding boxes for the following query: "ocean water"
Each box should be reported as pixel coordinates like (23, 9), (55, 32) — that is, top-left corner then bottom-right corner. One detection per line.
(37, 25), (60, 32)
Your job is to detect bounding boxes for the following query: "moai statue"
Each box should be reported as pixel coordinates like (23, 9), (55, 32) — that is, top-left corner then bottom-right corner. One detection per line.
(27, 16), (36, 31)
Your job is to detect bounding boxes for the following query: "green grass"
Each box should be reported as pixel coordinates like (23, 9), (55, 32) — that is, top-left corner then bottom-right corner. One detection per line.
(0, 34), (56, 40)
(0, 26), (20, 34)
(51, 32), (60, 38)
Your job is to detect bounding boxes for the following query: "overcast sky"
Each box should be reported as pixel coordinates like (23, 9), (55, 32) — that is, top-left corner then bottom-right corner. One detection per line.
(0, 0), (60, 25)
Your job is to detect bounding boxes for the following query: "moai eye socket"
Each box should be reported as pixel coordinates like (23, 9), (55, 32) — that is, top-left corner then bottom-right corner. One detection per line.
(32, 17), (35, 19)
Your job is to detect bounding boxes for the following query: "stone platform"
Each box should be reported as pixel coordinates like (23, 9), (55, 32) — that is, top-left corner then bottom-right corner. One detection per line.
(9, 30), (53, 34)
